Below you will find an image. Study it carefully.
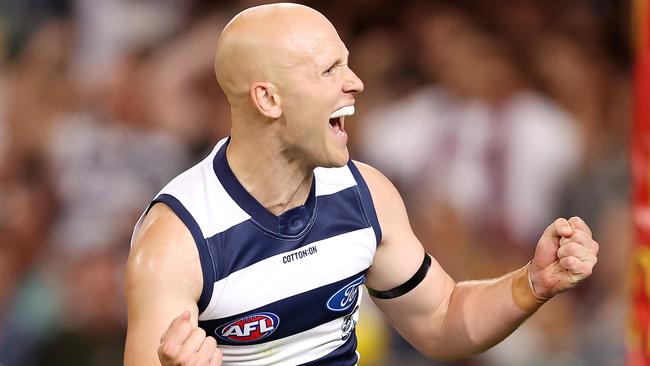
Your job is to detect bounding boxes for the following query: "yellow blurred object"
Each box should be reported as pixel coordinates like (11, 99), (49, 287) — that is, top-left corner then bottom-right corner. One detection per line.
(356, 292), (390, 366)
(634, 0), (649, 53)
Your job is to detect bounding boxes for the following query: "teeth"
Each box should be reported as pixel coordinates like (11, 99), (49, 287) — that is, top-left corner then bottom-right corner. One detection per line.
(330, 105), (355, 119)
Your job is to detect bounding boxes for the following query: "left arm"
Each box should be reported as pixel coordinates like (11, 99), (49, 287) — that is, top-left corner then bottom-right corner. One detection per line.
(357, 161), (598, 359)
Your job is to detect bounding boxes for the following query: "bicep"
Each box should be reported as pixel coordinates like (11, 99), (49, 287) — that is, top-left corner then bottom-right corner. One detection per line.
(124, 204), (203, 366)
(356, 162), (455, 348)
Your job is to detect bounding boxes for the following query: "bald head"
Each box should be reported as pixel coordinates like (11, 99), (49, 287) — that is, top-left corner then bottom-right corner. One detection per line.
(214, 3), (339, 104)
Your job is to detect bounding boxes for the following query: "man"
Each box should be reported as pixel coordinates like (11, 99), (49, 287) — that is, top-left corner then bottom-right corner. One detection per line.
(124, 3), (599, 366)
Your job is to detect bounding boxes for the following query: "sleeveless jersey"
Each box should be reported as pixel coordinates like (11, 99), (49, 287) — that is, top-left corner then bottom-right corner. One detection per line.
(134, 137), (382, 365)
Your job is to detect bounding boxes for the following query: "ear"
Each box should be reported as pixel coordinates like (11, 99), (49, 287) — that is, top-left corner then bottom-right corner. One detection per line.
(250, 82), (282, 119)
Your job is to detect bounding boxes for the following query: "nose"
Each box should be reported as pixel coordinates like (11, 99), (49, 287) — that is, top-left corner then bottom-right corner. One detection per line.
(343, 67), (364, 94)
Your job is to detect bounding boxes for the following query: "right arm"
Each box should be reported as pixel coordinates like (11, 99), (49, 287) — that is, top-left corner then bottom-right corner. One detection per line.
(124, 203), (222, 365)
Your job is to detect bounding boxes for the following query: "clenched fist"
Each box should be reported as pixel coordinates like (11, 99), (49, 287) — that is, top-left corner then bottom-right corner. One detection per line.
(530, 216), (599, 299)
(158, 311), (223, 366)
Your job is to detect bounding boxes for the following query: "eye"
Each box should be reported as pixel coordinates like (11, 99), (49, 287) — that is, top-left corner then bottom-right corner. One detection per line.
(323, 65), (336, 75)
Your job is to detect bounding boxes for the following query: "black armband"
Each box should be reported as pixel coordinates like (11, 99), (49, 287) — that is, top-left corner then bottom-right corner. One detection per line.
(367, 253), (431, 299)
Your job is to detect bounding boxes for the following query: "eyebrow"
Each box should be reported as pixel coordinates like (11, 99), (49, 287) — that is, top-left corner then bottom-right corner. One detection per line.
(324, 52), (350, 70)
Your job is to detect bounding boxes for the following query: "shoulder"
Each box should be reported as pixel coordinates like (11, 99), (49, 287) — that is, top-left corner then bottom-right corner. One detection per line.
(350, 160), (416, 250)
(127, 203), (202, 301)
(350, 162), (429, 291)
(125, 203), (203, 365)
(351, 160), (404, 214)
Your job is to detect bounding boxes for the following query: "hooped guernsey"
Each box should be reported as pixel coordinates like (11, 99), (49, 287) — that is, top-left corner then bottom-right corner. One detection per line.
(133, 137), (382, 365)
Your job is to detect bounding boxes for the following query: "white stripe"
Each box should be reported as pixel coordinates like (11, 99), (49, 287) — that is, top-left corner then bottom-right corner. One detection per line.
(219, 295), (362, 365)
(159, 138), (251, 237)
(314, 165), (357, 196)
(199, 227), (376, 320)
(161, 141), (360, 237)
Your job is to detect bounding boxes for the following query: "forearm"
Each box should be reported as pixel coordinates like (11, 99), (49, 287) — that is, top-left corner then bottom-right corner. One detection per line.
(423, 264), (547, 359)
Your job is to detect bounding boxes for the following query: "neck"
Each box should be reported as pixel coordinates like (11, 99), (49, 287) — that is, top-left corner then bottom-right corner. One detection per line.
(227, 116), (314, 216)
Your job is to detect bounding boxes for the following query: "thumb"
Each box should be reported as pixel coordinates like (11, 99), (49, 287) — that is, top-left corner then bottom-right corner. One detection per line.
(180, 310), (190, 321)
(559, 220), (577, 247)
(160, 310), (192, 343)
(543, 218), (572, 239)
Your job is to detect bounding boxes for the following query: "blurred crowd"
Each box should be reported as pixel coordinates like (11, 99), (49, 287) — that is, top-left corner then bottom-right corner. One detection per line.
(0, 0), (632, 365)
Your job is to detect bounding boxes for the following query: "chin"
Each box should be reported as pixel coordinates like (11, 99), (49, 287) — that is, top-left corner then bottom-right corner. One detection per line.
(321, 148), (349, 168)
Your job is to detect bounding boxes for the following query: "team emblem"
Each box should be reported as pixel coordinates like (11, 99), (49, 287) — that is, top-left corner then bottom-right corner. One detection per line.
(327, 276), (365, 312)
(216, 312), (280, 343)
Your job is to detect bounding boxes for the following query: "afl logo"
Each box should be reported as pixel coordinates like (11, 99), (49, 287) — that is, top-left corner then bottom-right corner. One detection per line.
(216, 312), (280, 343)
(327, 276), (365, 312)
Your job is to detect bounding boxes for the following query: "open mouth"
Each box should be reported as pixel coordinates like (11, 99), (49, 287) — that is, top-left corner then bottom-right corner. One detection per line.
(329, 105), (355, 135)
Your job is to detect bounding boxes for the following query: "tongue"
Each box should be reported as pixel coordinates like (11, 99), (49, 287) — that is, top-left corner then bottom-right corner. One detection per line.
(330, 105), (355, 119)
(330, 119), (341, 133)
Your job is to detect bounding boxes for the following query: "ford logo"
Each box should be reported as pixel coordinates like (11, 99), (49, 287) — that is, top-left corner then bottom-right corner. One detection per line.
(327, 276), (365, 312)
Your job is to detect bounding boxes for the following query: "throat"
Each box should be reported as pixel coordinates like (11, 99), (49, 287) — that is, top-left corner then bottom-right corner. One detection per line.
(251, 173), (314, 216)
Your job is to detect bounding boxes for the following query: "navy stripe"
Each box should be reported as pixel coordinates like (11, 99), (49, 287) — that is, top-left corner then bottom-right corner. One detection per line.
(152, 194), (214, 313)
(298, 330), (358, 366)
(206, 187), (371, 282)
(347, 161), (382, 245)
(212, 137), (318, 236)
(198, 271), (365, 346)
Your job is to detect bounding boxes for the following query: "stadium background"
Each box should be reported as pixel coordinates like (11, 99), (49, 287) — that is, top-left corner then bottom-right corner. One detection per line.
(0, 0), (635, 365)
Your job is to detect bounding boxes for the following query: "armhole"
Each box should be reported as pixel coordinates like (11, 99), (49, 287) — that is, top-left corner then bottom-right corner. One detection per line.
(347, 161), (382, 246)
(150, 194), (214, 314)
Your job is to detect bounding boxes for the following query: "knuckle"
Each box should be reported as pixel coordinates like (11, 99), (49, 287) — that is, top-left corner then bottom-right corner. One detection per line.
(181, 321), (193, 333)
(573, 230), (586, 241)
(205, 336), (217, 348)
(173, 322), (190, 338)
(194, 327), (207, 339)
(560, 256), (577, 269)
(157, 347), (167, 361)
(566, 243), (579, 255)
(212, 346), (222, 356)
(213, 348), (223, 361)
(159, 342), (176, 359)
(560, 243), (579, 257)
(593, 240), (600, 253)
(176, 352), (191, 365)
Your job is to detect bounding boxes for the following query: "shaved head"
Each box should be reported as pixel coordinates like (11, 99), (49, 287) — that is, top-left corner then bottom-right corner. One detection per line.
(215, 2), (363, 170)
(215, 3), (336, 103)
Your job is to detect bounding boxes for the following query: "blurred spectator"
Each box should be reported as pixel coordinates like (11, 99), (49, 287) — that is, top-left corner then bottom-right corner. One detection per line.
(72, 0), (183, 82)
(360, 7), (582, 251)
(0, 0), (71, 59)
(4, 20), (77, 173)
(31, 246), (126, 366)
(46, 49), (191, 259)
(347, 26), (422, 152)
(145, 13), (231, 158)
(0, 73), (6, 172)
(0, 162), (56, 365)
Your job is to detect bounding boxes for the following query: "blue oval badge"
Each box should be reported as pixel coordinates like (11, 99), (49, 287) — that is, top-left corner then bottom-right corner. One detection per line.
(216, 312), (280, 343)
(327, 276), (365, 312)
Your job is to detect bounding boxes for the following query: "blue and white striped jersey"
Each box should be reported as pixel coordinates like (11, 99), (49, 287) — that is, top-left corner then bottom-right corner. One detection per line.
(135, 137), (382, 365)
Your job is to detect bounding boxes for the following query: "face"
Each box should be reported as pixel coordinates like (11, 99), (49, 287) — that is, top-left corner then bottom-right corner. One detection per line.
(276, 21), (364, 168)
